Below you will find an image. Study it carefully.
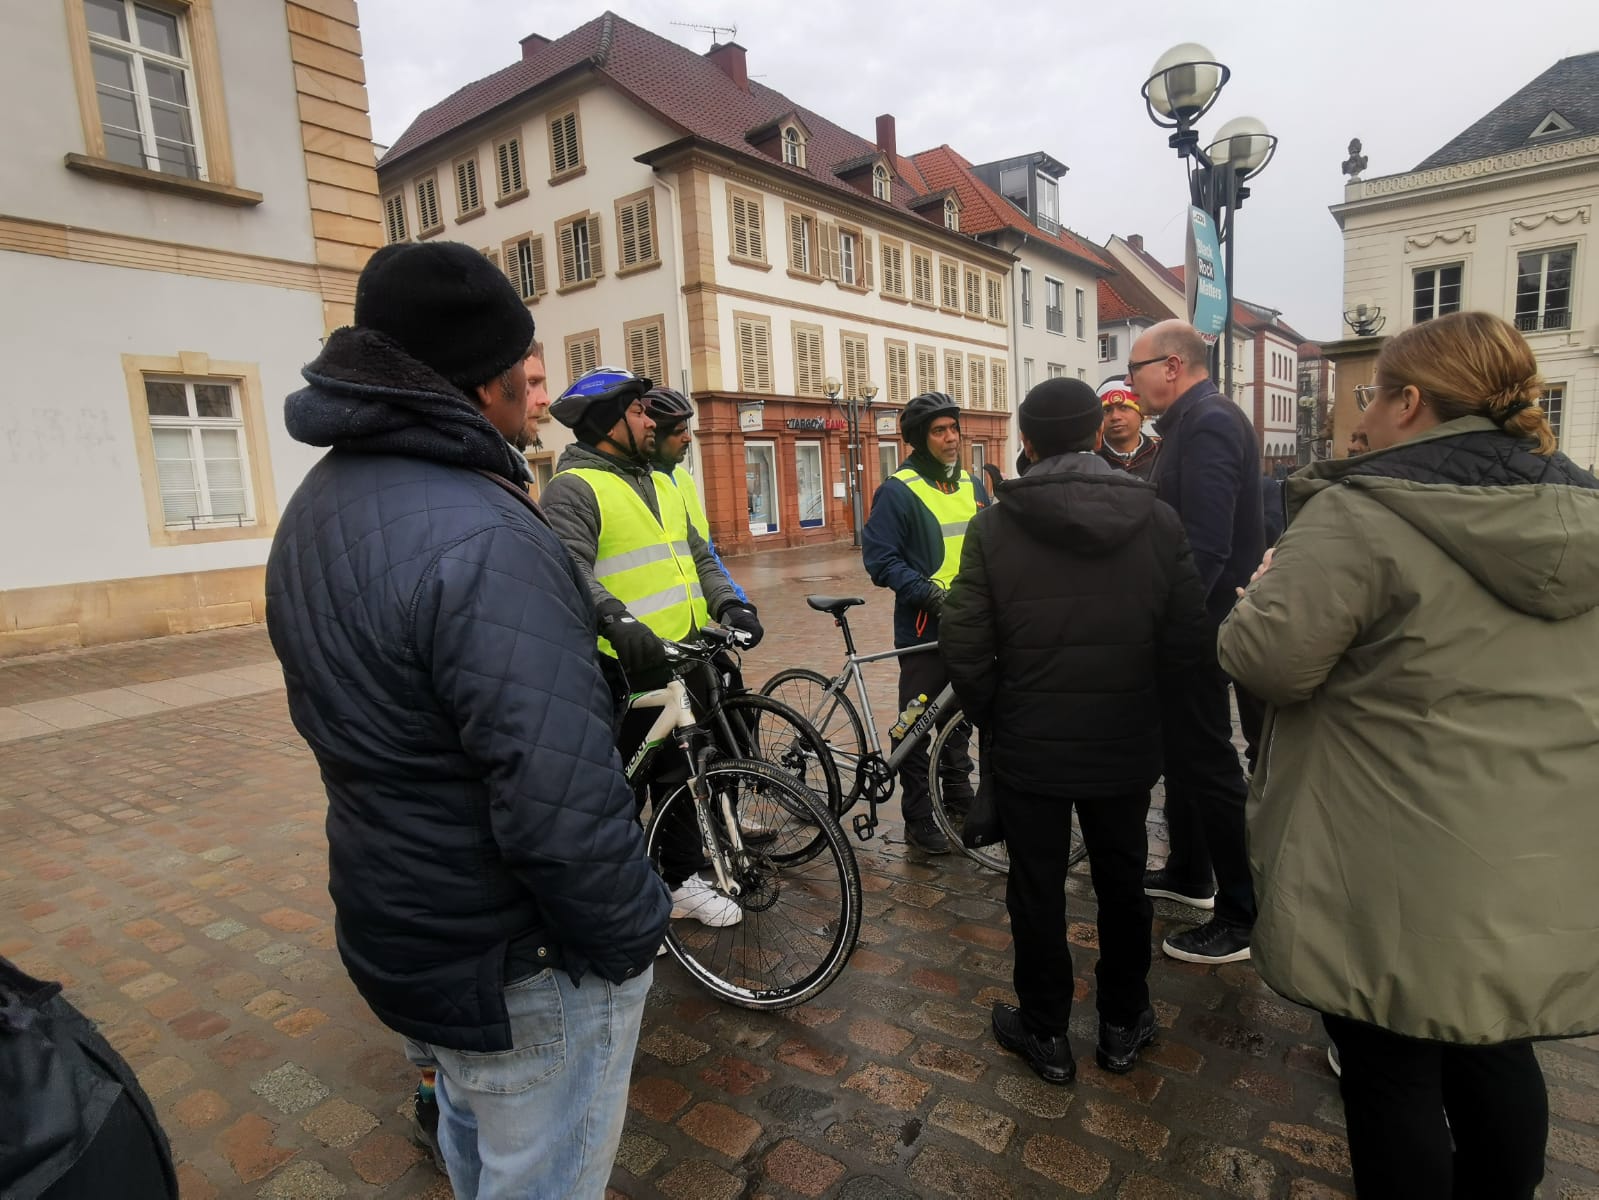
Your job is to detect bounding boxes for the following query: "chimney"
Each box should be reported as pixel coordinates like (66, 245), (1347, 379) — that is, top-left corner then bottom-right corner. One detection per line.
(876, 114), (897, 163)
(519, 33), (550, 60)
(1128, 234), (1144, 253)
(705, 42), (749, 91)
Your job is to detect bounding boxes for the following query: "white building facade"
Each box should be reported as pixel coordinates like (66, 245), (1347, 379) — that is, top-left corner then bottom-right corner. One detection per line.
(0, 0), (381, 656)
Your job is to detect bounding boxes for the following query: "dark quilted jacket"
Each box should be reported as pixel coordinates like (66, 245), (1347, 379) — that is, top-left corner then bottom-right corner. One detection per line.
(266, 327), (668, 1054)
(939, 454), (1211, 798)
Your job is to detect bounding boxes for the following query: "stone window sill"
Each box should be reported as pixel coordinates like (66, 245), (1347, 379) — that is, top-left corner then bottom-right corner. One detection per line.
(64, 154), (262, 207)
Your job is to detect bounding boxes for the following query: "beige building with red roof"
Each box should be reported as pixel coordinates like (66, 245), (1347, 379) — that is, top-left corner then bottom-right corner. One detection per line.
(375, 13), (1017, 552)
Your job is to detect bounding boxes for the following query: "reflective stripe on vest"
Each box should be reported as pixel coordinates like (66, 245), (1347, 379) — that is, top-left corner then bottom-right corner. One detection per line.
(893, 467), (978, 590)
(561, 467), (700, 653)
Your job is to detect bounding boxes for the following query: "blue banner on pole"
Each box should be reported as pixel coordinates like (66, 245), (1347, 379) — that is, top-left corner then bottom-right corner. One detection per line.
(1185, 206), (1228, 343)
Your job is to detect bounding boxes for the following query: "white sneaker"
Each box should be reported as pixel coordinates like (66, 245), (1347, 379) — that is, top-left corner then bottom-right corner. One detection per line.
(670, 875), (743, 927)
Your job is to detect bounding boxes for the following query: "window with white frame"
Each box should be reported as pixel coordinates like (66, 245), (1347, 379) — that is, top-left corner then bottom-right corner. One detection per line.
(1514, 246), (1574, 332)
(504, 234), (546, 301)
(1098, 333), (1117, 363)
(1542, 383), (1565, 445)
(1036, 172), (1060, 233)
(944, 197), (960, 231)
(782, 125), (806, 168)
(1045, 278), (1065, 334)
(1047, 362), (1065, 378)
(840, 231), (858, 285)
(557, 212), (603, 288)
(84, 0), (204, 178)
(1075, 287), (1086, 338)
(1020, 267), (1033, 326)
(787, 208), (816, 275)
(872, 164), (891, 201)
(1023, 358), (1034, 391)
(144, 377), (251, 527)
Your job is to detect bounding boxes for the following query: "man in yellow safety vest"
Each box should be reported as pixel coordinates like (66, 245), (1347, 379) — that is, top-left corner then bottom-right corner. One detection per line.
(643, 386), (747, 608)
(862, 391), (991, 854)
(543, 367), (763, 927)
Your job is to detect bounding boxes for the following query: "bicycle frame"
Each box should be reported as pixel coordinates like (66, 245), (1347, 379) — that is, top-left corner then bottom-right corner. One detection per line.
(803, 640), (960, 840)
(625, 675), (747, 896)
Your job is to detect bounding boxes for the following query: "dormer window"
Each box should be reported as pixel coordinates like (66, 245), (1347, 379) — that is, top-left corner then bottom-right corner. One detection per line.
(944, 197), (959, 232)
(782, 125), (806, 168)
(872, 164), (891, 201)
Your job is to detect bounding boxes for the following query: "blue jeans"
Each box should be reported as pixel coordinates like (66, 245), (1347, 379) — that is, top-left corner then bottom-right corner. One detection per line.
(406, 965), (651, 1199)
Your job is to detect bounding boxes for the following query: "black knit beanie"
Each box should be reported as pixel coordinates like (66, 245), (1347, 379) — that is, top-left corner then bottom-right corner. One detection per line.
(1019, 378), (1103, 458)
(354, 241), (535, 394)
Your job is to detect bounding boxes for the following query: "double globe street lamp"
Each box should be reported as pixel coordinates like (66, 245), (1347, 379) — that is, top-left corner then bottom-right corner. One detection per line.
(1141, 44), (1277, 398)
(824, 375), (876, 548)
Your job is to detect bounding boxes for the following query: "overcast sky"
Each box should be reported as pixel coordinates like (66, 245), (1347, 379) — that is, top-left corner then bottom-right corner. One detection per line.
(360, 1), (1599, 342)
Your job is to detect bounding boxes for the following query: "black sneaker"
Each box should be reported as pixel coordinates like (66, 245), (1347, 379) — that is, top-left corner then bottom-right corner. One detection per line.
(1162, 918), (1251, 964)
(411, 1086), (447, 1174)
(1097, 1006), (1157, 1074)
(905, 817), (951, 855)
(992, 1003), (1075, 1085)
(1142, 867), (1216, 910)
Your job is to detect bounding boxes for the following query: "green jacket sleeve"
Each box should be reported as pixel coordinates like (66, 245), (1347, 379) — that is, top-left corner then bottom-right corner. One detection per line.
(1218, 487), (1383, 706)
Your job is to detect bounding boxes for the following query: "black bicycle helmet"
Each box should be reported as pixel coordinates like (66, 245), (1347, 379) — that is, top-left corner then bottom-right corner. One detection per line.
(644, 387), (694, 427)
(900, 390), (959, 440)
(549, 366), (652, 435)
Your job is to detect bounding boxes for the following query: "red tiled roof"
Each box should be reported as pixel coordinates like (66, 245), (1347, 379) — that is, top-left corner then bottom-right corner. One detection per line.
(382, 13), (969, 228)
(1097, 273), (1170, 322)
(908, 145), (1111, 272)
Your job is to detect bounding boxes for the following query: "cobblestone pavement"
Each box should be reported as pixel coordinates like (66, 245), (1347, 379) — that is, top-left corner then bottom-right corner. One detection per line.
(3, 543), (1598, 1199)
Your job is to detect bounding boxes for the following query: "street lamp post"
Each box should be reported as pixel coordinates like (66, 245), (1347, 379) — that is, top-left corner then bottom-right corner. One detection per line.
(1141, 45), (1276, 399)
(825, 375), (877, 547)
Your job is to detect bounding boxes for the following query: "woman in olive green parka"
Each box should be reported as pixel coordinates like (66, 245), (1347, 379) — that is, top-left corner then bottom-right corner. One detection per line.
(1218, 313), (1599, 1199)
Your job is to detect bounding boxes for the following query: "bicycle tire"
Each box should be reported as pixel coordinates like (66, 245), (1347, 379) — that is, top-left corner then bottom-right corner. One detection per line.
(928, 712), (1088, 874)
(711, 692), (845, 820)
(647, 759), (862, 1010)
(760, 667), (869, 814)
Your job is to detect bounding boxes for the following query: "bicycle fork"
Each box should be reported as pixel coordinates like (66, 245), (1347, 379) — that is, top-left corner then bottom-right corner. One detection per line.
(683, 737), (743, 898)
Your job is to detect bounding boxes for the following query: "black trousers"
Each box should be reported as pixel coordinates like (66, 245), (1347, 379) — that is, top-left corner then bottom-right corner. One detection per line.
(1159, 657), (1256, 927)
(893, 647), (971, 823)
(999, 784), (1153, 1036)
(1322, 1014), (1548, 1200)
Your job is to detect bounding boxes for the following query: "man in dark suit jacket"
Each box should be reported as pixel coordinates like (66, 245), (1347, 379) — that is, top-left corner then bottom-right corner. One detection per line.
(1125, 320), (1264, 965)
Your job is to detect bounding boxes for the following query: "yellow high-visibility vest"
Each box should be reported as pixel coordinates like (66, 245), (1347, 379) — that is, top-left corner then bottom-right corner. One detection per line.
(560, 467), (703, 655)
(664, 464), (712, 629)
(893, 466), (979, 590)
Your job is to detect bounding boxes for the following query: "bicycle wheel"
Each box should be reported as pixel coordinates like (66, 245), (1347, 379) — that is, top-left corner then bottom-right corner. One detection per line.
(761, 668), (868, 814)
(712, 692), (844, 819)
(928, 714), (1088, 874)
(646, 759), (862, 1010)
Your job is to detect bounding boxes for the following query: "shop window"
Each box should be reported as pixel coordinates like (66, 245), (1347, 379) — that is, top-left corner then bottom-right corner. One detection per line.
(796, 441), (824, 528)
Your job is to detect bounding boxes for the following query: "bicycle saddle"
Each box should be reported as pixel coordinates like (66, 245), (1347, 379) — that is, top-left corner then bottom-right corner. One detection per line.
(805, 595), (865, 615)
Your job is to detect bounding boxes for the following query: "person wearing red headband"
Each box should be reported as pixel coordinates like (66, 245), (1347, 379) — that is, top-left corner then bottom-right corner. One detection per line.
(1096, 383), (1161, 480)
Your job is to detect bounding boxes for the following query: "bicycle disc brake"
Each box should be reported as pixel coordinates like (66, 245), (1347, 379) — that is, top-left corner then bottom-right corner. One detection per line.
(734, 854), (780, 912)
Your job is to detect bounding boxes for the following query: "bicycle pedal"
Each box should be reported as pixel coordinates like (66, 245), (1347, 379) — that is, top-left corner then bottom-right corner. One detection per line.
(851, 813), (877, 842)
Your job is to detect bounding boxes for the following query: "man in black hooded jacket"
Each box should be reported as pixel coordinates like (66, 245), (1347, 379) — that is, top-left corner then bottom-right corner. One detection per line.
(940, 378), (1210, 1085)
(265, 241), (668, 1197)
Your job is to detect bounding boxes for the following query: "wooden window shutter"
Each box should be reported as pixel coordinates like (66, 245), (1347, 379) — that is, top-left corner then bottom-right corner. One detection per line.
(495, 137), (523, 196)
(731, 193), (751, 258)
(552, 111), (581, 174)
(987, 276), (1003, 321)
(913, 253), (932, 304)
(991, 360), (1008, 410)
(558, 221), (578, 286)
(383, 194), (406, 243)
(527, 237), (547, 296)
(916, 346), (936, 395)
(887, 344), (908, 404)
(455, 159), (480, 213)
(819, 221), (841, 280)
(618, 201), (640, 268)
(503, 239), (523, 293)
(627, 322), (665, 384)
(842, 335), (867, 397)
(793, 326), (823, 397)
(745, 196), (764, 260)
(941, 261), (959, 310)
(789, 212), (807, 272)
(567, 338), (585, 383)
(968, 358), (986, 409)
(882, 242), (902, 295)
(416, 177), (440, 230)
(586, 213), (604, 276)
(861, 235), (874, 290)
(945, 351), (963, 404)
(965, 268), (983, 316)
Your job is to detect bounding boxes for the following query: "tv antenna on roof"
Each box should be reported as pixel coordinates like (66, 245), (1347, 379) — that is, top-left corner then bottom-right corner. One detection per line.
(671, 20), (737, 48)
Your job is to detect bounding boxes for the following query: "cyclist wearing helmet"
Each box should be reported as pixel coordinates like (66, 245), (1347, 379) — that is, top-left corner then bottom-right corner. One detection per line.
(861, 391), (991, 854)
(543, 368), (759, 927)
(644, 387), (749, 606)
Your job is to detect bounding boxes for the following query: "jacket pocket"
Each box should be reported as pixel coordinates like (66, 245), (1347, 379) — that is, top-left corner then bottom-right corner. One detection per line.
(438, 970), (566, 1094)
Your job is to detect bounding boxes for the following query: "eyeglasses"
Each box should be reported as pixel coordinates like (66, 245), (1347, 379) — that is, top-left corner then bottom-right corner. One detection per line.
(1125, 355), (1172, 375)
(1353, 384), (1386, 411)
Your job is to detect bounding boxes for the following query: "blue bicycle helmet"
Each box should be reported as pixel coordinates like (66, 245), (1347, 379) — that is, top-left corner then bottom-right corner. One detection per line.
(550, 366), (652, 435)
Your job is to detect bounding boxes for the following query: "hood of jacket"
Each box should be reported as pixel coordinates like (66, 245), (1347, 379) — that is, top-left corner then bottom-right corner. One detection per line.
(555, 438), (653, 480)
(1287, 417), (1599, 620)
(286, 326), (530, 484)
(994, 452), (1157, 553)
